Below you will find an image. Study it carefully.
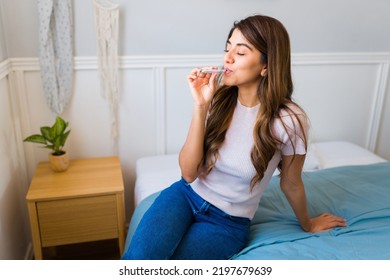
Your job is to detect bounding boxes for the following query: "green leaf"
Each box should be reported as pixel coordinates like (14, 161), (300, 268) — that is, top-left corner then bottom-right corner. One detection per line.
(49, 125), (57, 141)
(44, 144), (55, 150)
(40, 126), (52, 142)
(53, 116), (67, 136)
(52, 136), (62, 152)
(59, 130), (71, 147)
(24, 134), (47, 145)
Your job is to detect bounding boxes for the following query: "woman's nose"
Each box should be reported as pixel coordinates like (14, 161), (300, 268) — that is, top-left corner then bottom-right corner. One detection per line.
(224, 50), (234, 64)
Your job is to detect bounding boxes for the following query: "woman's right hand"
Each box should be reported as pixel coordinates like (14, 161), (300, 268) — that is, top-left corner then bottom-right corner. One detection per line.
(187, 67), (218, 107)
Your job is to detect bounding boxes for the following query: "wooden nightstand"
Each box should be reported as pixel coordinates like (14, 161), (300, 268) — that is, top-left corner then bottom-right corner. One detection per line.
(26, 156), (125, 260)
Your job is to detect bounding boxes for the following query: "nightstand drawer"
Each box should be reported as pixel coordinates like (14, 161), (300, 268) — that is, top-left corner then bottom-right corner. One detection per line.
(37, 195), (119, 247)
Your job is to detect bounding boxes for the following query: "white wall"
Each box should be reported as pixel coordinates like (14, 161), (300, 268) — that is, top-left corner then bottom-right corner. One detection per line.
(1, 0), (390, 57)
(0, 2), (31, 260)
(0, 2), (8, 61)
(376, 65), (390, 160)
(0, 0), (390, 260)
(0, 65), (31, 259)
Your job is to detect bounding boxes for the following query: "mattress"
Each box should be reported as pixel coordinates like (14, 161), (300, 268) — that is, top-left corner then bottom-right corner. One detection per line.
(126, 161), (390, 259)
(134, 141), (386, 206)
(233, 162), (390, 259)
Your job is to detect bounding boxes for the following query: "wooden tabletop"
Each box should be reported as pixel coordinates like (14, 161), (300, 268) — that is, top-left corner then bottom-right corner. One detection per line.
(26, 157), (124, 202)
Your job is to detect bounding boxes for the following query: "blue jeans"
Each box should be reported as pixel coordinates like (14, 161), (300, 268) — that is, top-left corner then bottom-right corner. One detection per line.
(122, 178), (250, 260)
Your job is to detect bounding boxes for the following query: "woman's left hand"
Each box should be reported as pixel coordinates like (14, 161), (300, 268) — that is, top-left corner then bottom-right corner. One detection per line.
(306, 213), (347, 232)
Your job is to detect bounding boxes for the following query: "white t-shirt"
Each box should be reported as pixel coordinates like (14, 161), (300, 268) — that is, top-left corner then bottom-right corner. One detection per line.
(191, 100), (307, 219)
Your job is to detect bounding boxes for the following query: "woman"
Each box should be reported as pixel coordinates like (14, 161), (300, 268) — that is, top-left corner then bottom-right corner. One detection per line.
(123, 14), (346, 260)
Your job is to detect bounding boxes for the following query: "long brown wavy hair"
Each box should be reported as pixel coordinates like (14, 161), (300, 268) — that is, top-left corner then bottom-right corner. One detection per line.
(201, 15), (308, 189)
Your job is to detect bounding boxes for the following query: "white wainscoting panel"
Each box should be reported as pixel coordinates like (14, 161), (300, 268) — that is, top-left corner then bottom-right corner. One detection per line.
(293, 63), (380, 147)
(0, 60), (31, 259)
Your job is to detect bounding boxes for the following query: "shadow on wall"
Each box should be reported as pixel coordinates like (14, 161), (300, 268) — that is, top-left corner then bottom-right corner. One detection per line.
(0, 129), (30, 259)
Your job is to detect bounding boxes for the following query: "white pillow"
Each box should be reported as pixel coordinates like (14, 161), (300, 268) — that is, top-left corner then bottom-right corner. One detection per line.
(312, 141), (386, 169)
(303, 143), (321, 171)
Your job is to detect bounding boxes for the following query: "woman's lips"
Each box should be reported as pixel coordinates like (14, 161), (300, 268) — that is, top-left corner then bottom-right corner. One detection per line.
(224, 68), (233, 74)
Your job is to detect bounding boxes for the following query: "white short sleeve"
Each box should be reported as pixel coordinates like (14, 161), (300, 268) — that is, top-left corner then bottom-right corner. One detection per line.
(272, 105), (308, 156)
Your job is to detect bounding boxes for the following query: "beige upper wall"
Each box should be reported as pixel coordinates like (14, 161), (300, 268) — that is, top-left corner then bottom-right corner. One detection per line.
(1, 0), (390, 58)
(0, 2), (8, 61)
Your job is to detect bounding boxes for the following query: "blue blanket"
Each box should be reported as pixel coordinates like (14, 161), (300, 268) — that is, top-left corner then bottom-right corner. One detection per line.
(125, 162), (390, 259)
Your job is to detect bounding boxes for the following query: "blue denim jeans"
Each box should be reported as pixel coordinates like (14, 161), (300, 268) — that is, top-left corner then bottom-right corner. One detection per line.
(122, 178), (250, 260)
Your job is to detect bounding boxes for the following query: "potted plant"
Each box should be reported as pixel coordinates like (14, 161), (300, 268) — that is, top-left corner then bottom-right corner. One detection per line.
(24, 116), (71, 172)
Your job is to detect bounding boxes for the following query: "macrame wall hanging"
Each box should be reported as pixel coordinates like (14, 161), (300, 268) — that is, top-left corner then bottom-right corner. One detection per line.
(93, 0), (120, 154)
(37, 0), (74, 115)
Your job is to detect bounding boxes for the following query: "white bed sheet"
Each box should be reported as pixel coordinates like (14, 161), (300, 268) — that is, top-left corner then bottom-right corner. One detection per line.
(134, 141), (386, 206)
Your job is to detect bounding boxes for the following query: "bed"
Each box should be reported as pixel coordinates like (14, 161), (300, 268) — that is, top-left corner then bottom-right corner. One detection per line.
(125, 141), (390, 259)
